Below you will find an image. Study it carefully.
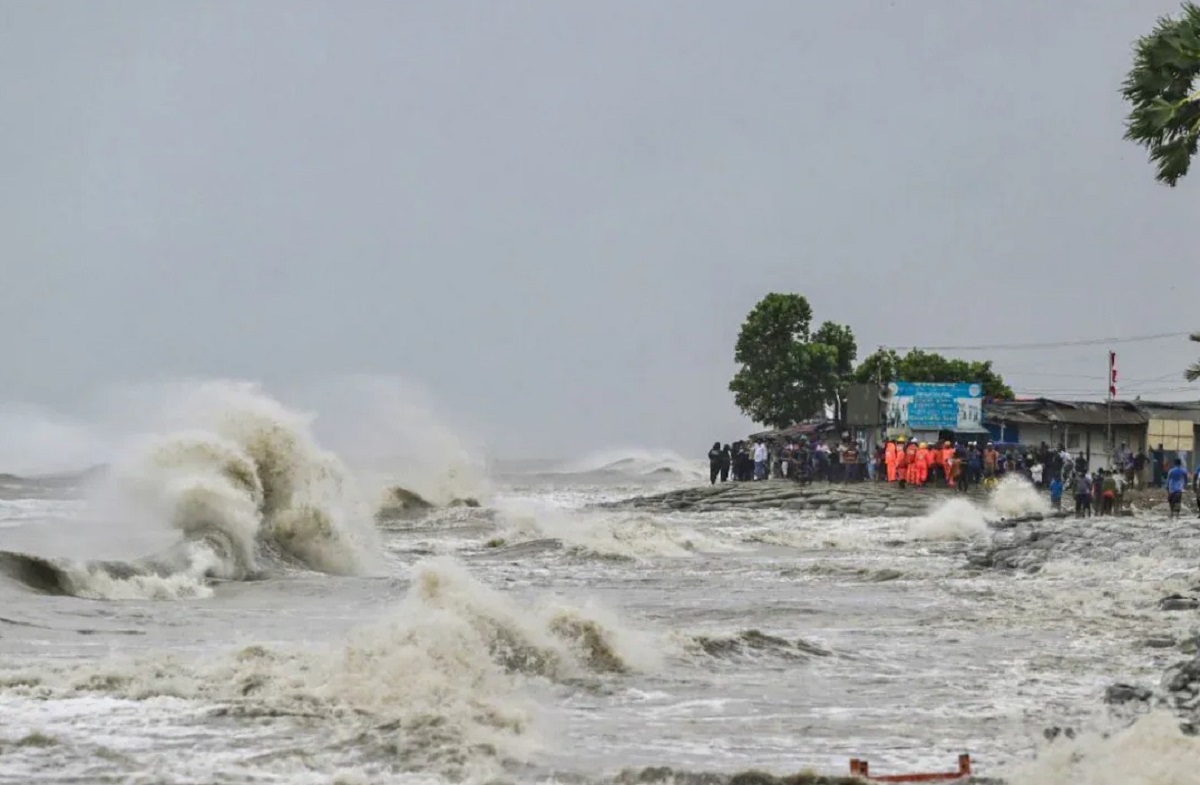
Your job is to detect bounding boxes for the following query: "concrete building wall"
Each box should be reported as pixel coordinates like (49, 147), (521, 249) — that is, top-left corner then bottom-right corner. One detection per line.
(987, 421), (1146, 469)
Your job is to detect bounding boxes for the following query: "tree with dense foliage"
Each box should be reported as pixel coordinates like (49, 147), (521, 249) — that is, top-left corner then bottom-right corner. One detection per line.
(1187, 332), (1200, 382)
(812, 321), (858, 422)
(853, 348), (1014, 400)
(1122, 2), (1200, 187)
(728, 294), (857, 429)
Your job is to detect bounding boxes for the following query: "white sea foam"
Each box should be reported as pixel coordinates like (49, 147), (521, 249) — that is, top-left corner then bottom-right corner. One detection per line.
(988, 474), (1052, 518)
(0, 557), (650, 780)
(1006, 712), (1200, 785)
(909, 497), (990, 541)
(495, 499), (738, 559)
(910, 476), (1050, 541)
(294, 375), (492, 507)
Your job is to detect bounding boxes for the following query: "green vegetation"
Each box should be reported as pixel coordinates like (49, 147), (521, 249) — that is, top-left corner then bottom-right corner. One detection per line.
(729, 293), (1011, 428)
(853, 348), (1014, 400)
(1122, 2), (1200, 186)
(727, 294), (857, 430)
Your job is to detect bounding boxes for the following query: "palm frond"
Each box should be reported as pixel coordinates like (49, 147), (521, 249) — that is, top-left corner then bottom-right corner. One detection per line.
(1187, 331), (1200, 382)
(1122, 2), (1200, 186)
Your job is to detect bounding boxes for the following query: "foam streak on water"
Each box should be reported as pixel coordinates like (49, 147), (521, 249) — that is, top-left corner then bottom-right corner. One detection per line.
(1, 397), (1198, 784)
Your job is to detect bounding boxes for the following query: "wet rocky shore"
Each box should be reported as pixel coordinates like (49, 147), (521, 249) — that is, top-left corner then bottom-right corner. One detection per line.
(968, 511), (1200, 572)
(599, 479), (1055, 521)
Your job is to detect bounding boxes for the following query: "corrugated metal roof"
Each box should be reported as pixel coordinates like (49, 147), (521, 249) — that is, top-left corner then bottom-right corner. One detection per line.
(985, 398), (1149, 426)
(1139, 401), (1200, 424)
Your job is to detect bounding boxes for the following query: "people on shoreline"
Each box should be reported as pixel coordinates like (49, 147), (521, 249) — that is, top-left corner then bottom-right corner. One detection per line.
(1166, 458), (1189, 519)
(712, 436), (1194, 518)
(1049, 474), (1063, 510)
(708, 442), (722, 485)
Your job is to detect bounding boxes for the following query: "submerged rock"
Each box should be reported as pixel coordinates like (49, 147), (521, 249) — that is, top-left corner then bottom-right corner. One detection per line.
(1042, 725), (1077, 741)
(377, 486), (435, 518)
(1142, 637), (1179, 649)
(1159, 595), (1200, 612)
(1105, 683), (1153, 705)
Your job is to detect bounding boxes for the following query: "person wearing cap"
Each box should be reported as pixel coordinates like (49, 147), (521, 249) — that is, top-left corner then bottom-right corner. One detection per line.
(915, 442), (930, 486)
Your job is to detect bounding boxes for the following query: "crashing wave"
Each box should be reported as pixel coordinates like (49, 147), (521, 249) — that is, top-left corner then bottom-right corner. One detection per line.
(910, 476), (1053, 542)
(1, 382), (381, 599)
(0, 558), (652, 777)
(547, 449), (707, 481)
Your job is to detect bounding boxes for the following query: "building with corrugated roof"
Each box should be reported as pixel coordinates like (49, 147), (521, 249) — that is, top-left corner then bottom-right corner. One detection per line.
(983, 398), (1200, 469)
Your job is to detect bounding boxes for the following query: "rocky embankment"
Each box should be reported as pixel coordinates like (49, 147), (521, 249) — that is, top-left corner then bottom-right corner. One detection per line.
(968, 513), (1200, 572)
(599, 479), (1058, 522)
(1106, 644), (1200, 737)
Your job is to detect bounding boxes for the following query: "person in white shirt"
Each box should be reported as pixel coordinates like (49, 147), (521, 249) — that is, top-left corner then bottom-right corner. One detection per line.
(753, 441), (768, 481)
(1030, 463), (1044, 488)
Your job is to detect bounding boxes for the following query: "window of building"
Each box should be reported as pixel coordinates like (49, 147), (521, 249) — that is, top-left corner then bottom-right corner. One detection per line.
(1067, 433), (1081, 449)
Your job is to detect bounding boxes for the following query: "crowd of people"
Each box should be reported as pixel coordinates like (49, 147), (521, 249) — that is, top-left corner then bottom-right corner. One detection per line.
(706, 436), (1200, 518)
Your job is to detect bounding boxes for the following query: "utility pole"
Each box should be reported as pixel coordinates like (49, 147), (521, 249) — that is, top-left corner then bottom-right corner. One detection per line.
(1107, 350), (1117, 468)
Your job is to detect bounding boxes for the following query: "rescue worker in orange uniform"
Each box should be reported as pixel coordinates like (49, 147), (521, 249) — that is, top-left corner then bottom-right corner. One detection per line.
(941, 441), (956, 487)
(927, 443), (942, 485)
(914, 442), (930, 486)
(905, 441), (919, 486)
(884, 440), (898, 482)
(895, 441), (909, 487)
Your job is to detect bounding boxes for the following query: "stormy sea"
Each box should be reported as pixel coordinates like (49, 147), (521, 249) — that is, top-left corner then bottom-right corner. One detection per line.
(2, 380), (1198, 785)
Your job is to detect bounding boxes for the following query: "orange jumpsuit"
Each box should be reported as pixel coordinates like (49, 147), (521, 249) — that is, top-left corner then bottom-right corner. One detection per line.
(904, 444), (919, 485)
(941, 446), (955, 486)
(927, 448), (941, 485)
(885, 442), (897, 482)
(915, 446), (929, 485)
(895, 449), (908, 485)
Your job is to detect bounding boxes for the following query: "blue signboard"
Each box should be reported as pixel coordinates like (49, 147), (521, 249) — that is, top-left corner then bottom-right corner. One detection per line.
(885, 381), (983, 432)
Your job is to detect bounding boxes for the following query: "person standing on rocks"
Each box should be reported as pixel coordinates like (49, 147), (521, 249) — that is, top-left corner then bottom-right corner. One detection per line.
(952, 451), (968, 492)
(895, 443), (908, 489)
(708, 442), (723, 485)
(983, 444), (998, 482)
(968, 444), (982, 486)
(1133, 448), (1148, 490)
(719, 444), (731, 483)
(1152, 444), (1166, 488)
(1074, 471), (1092, 518)
(1166, 458), (1189, 519)
(1100, 470), (1118, 516)
(1075, 452), (1089, 476)
(752, 440), (768, 481)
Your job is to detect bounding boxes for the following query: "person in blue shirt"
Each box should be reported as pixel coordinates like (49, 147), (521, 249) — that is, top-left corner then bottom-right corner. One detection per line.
(1166, 458), (1189, 519)
(1048, 475), (1064, 510)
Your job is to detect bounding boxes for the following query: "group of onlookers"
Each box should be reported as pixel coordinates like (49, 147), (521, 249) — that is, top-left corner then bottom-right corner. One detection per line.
(708, 437), (862, 485)
(707, 435), (1200, 518)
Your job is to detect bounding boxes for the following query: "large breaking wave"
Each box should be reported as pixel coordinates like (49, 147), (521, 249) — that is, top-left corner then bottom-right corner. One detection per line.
(0, 381), (381, 599)
(0, 557), (655, 780)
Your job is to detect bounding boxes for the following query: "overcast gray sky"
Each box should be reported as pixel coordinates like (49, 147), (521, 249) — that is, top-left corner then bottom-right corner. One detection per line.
(2, 1), (1197, 461)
